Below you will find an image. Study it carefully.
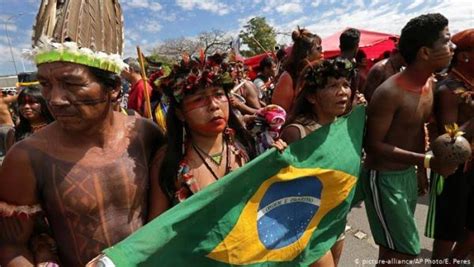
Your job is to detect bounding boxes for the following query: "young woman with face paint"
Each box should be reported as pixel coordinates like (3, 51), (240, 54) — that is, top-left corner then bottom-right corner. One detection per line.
(147, 61), (257, 220)
(14, 86), (55, 141)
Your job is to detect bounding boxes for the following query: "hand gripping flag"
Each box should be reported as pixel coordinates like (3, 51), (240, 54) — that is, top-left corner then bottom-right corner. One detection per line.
(102, 106), (366, 266)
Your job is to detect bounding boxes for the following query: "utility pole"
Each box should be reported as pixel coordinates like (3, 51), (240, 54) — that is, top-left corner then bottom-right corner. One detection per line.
(4, 13), (23, 75)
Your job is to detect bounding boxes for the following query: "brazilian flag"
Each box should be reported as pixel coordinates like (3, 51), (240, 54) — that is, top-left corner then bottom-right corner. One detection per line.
(103, 106), (366, 266)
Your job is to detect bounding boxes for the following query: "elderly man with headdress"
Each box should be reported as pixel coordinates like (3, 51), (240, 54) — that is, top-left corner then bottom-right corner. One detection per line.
(0, 1), (165, 266)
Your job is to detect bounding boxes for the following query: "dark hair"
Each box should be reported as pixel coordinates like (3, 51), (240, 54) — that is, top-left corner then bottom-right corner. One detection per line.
(87, 66), (121, 91)
(286, 58), (355, 126)
(207, 52), (227, 65)
(399, 13), (449, 65)
(259, 56), (274, 70)
(284, 28), (322, 85)
(276, 46), (287, 61)
(15, 86), (55, 141)
(339, 28), (360, 52)
(355, 50), (367, 64)
(158, 66), (255, 201)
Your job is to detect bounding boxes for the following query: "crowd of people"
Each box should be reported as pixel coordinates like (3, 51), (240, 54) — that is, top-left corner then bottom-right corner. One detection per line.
(0, 10), (473, 267)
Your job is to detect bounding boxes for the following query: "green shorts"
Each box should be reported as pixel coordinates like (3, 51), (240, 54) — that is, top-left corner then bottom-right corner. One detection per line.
(361, 167), (420, 256)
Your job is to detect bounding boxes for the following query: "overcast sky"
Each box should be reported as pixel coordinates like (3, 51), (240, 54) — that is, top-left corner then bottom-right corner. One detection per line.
(0, 0), (473, 76)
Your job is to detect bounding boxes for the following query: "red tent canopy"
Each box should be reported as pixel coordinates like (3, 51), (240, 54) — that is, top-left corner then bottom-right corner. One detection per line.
(322, 28), (398, 59)
(243, 52), (274, 70)
(243, 28), (399, 74)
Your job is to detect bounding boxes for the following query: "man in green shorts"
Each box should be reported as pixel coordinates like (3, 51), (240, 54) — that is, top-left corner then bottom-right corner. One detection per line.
(363, 13), (458, 263)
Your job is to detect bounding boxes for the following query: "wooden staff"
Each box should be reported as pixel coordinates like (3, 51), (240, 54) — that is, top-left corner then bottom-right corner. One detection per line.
(251, 36), (276, 58)
(230, 81), (246, 94)
(136, 46), (152, 119)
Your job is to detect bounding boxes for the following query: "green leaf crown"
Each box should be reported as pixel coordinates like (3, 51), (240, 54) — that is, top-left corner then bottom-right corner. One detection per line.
(303, 58), (356, 91)
(24, 36), (128, 74)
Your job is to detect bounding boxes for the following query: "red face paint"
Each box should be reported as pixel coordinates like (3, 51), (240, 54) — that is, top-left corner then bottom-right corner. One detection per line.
(182, 87), (230, 135)
(182, 89), (228, 113)
(192, 116), (228, 133)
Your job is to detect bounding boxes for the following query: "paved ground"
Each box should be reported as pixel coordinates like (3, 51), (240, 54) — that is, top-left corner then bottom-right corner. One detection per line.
(340, 195), (473, 266)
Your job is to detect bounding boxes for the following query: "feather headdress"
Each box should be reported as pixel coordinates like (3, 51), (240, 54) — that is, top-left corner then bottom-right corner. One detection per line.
(161, 53), (235, 103)
(26, 0), (126, 74)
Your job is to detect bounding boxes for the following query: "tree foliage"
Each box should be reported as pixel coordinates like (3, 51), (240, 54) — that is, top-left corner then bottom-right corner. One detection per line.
(197, 30), (232, 55)
(239, 17), (276, 57)
(150, 36), (199, 61)
(150, 29), (231, 62)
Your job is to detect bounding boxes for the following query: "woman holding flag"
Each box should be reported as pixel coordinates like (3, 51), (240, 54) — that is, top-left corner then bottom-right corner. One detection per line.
(281, 58), (360, 266)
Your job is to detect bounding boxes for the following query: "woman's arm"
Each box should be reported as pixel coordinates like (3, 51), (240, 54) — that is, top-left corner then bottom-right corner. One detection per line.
(271, 72), (294, 112)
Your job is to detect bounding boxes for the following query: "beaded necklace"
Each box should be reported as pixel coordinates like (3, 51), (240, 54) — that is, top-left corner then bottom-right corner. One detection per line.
(192, 140), (230, 181)
(175, 128), (244, 202)
(193, 138), (225, 166)
(31, 122), (48, 133)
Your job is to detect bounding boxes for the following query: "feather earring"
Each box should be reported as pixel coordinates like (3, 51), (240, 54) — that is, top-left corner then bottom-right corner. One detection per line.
(224, 127), (235, 145)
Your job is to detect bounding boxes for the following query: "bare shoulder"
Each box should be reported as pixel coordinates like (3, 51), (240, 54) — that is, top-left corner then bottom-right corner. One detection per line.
(273, 72), (294, 108)
(435, 79), (462, 108)
(0, 138), (39, 204)
(280, 124), (302, 144)
(134, 116), (162, 132)
(132, 116), (166, 157)
(366, 63), (385, 80)
(370, 75), (403, 104)
(366, 76), (404, 121)
(243, 80), (259, 96)
(131, 115), (165, 141)
(244, 80), (257, 90)
(368, 60), (387, 74)
(25, 123), (62, 151)
(278, 71), (292, 83)
(274, 71), (293, 90)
